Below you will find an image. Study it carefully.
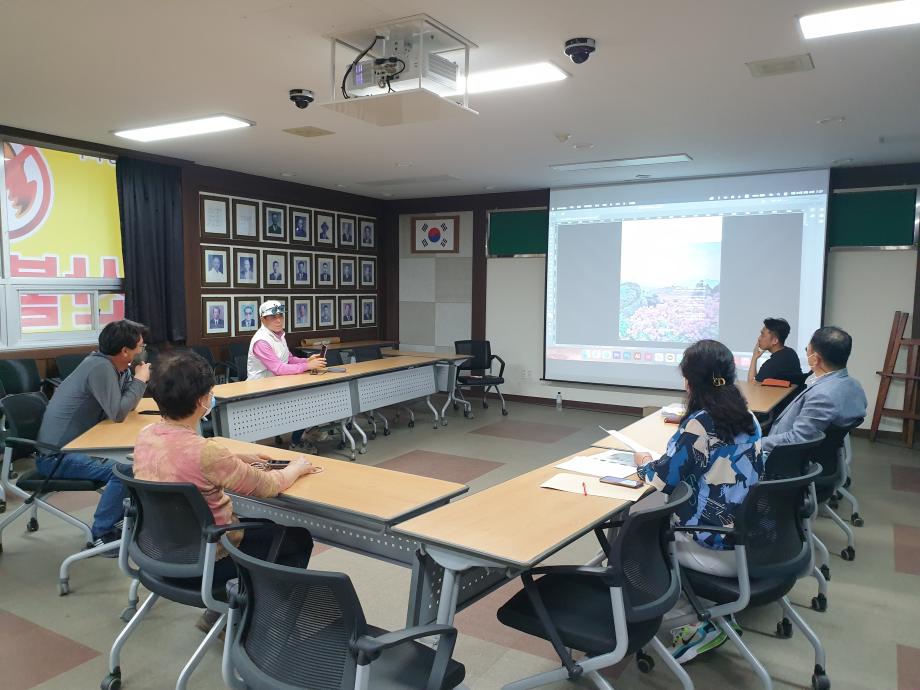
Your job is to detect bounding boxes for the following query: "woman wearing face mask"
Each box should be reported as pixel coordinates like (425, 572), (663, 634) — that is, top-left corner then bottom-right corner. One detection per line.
(132, 349), (319, 632)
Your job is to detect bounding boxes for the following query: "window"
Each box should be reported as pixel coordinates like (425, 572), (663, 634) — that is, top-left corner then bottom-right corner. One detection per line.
(1, 141), (124, 349)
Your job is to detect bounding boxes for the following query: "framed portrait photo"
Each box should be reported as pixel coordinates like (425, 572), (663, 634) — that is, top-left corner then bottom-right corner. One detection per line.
(264, 251), (288, 288)
(358, 218), (375, 249)
(291, 297), (313, 332)
(315, 254), (336, 288)
(316, 297), (336, 330)
(339, 296), (357, 328)
(233, 248), (259, 287)
(358, 257), (376, 288)
(235, 296), (260, 335)
(338, 256), (356, 287)
(315, 212), (335, 246)
(202, 246), (230, 287)
(338, 215), (356, 248)
(200, 195), (229, 238)
(359, 296), (376, 326)
(232, 199), (259, 239)
(291, 253), (312, 288)
(290, 207), (312, 243)
(203, 297), (230, 337)
(262, 204), (287, 242)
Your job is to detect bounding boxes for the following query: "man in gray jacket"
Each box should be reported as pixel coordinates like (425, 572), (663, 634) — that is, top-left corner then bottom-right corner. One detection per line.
(36, 320), (151, 549)
(762, 326), (866, 455)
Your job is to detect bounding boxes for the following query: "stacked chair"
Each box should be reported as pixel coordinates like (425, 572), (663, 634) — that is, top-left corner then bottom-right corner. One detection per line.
(454, 340), (508, 417)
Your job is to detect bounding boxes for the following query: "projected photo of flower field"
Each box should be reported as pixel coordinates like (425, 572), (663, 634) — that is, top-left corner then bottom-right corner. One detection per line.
(618, 217), (722, 344)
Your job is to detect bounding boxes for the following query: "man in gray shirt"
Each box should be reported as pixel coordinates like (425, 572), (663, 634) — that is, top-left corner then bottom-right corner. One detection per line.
(36, 320), (151, 548)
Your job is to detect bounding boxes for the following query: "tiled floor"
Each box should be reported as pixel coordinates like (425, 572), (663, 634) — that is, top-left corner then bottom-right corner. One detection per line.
(0, 398), (918, 689)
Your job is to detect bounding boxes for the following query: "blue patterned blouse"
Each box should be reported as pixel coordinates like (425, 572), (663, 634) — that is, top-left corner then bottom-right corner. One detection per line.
(638, 409), (764, 550)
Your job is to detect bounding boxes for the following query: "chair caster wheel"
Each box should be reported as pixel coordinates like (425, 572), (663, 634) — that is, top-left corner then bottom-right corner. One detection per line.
(463, 410), (472, 419)
(101, 669), (122, 690)
(812, 665), (831, 690)
(349, 453), (356, 461)
(841, 546), (855, 561)
(383, 428), (391, 436)
(636, 650), (654, 673)
(775, 618), (792, 638)
(408, 420), (415, 428)
(811, 594), (827, 612)
(359, 446), (367, 454)
(820, 564), (830, 581)
(851, 513), (864, 527)
(120, 606), (137, 623)
(27, 517), (39, 532)
(59, 580), (70, 596)
(0, 500), (6, 513)
(338, 442), (346, 450)
(370, 432), (377, 439)
(483, 402), (489, 409)
(501, 408), (509, 416)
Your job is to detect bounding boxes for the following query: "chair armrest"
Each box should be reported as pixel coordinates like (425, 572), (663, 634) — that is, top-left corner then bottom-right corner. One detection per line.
(204, 522), (256, 544)
(672, 524), (741, 545)
(46, 377), (63, 388)
(490, 354), (506, 378)
(3, 436), (62, 455)
(527, 564), (623, 586)
(353, 623), (456, 661)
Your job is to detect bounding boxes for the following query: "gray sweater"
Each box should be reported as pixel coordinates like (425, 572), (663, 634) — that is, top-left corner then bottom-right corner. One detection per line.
(37, 352), (147, 450)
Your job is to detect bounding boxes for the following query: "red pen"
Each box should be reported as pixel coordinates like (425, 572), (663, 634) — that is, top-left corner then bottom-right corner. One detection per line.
(582, 482), (588, 496)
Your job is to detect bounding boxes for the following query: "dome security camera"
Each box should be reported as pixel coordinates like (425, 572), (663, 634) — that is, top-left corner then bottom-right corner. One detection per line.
(289, 88), (315, 109)
(564, 37), (596, 64)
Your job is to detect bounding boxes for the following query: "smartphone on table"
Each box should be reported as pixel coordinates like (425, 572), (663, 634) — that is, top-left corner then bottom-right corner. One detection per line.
(599, 476), (643, 488)
(266, 459), (290, 468)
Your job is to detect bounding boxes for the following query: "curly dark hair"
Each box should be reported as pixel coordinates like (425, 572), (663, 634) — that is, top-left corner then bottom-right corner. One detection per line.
(681, 339), (755, 440)
(149, 350), (215, 420)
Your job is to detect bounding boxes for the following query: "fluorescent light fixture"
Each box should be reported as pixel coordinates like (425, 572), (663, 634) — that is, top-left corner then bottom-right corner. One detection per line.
(460, 62), (567, 94)
(799, 1), (920, 39)
(114, 115), (252, 142)
(550, 154), (692, 172)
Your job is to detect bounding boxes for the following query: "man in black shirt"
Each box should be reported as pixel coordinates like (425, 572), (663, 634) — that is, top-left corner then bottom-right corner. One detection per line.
(747, 317), (804, 383)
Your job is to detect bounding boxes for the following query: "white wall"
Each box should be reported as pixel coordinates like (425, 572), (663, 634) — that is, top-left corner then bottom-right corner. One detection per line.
(824, 248), (916, 431)
(486, 249), (918, 424)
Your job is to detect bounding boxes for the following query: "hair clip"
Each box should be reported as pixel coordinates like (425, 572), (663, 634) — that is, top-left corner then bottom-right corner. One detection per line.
(712, 376), (726, 387)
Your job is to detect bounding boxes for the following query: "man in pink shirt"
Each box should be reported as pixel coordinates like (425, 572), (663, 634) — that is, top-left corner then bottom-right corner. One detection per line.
(247, 300), (326, 450)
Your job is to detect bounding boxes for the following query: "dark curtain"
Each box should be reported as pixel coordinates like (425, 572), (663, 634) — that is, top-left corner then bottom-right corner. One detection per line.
(116, 157), (185, 344)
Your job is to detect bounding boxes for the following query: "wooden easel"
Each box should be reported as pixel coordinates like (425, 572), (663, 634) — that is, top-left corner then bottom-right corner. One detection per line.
(870, 311), (920, 446)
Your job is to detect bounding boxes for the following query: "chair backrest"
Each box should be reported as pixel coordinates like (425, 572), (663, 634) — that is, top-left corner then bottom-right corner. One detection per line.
(734, 464), (821, 579)
(351, 346), (382, 362)
(812, 419), (863, 485)
(224, 539), (367, 690)
(232, 354), (249, 381)
(454, 340), (491, 371)
(607, 482), (692, 623)
(191, 345), (217, 365)
(0, 393), (48, 460)
(113, 466), (214, 579)
(55, 353), (88, 380)
(325, 349), (344, 366)
(764, 436), (825, 480)
(228, 342), (249, 359)
(0, 359), (42, 395)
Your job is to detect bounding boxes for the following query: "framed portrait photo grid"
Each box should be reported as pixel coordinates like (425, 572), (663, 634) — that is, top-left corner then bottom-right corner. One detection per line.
(198, 191), (380, 340)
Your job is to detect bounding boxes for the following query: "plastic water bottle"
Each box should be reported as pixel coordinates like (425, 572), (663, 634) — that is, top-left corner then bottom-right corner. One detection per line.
(555, 392), (563, 411)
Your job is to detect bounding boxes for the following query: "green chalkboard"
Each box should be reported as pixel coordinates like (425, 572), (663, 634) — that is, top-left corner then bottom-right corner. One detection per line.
(488, 209), (549, 256)
(828, 189), (917, 247)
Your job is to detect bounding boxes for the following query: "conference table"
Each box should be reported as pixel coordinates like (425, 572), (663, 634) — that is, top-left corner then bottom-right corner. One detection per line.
(63, 397), (161, 463)
(380, 349), (474, 421)
(211, 355), (446, 459)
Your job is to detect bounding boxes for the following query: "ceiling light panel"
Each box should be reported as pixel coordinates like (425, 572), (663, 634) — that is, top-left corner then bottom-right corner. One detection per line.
(114, 115), (251, 142)
(799, 1), (920, 39)
(550, 154), (692, 172)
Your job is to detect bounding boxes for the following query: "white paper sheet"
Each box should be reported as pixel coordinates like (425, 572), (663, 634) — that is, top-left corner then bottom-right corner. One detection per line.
(540, 473), (651, 501)
(555, 450), (638, 478)
(599, 427), (661, 460)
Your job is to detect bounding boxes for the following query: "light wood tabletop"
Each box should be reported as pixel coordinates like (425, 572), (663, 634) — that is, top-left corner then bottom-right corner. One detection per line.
(64, 397), (160, 452)
(212, 355), (440, 401)
(215, 437), (467, 525)
(736, 380), (797, 414)
(301, 339), (398, 351)
(592, 412), (677, 455)
(380, 349), (470, 362)
(395, 446), (635, 568)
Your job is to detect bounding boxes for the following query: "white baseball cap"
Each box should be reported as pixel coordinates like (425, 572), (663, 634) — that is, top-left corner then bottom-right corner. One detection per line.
(259, 300), (285, 317)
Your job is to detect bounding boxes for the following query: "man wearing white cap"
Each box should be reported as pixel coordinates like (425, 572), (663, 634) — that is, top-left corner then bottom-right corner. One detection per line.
(247, 300), (326, 450)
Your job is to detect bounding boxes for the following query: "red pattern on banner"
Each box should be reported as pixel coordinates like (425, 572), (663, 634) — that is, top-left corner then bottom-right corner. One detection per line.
(101, 257), (119, 278)
(21, 294), (60, 328)
(100, 295), (125, 324)
(10, 255), (58, 277)
(63, 256), (89, 278)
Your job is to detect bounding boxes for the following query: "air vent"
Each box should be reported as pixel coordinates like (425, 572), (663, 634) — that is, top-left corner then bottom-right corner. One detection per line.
(879, 133), (920, 145)
(283, 126), (335, 138)
(357, 174), (460, 187)
(746, 53), (815, 78)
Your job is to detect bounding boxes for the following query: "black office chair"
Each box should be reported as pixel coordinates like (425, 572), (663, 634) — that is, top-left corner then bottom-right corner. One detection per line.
(0, 358), (55, 397)
(221, 535), (465, 690)
(0, 393), (119, 594)
(495, 484), (693, 690)
(677, 464), (828, 690)
(809, 419), (864, 591)
(454, 340), (507, 416)
(352, 345), (383, 362)
(191, 345), (235, 384)
(227, 342), (249, 382)
(45, 353), (89, 387)
(102, 467), (313, 690)
(350, 346), (391, 437)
